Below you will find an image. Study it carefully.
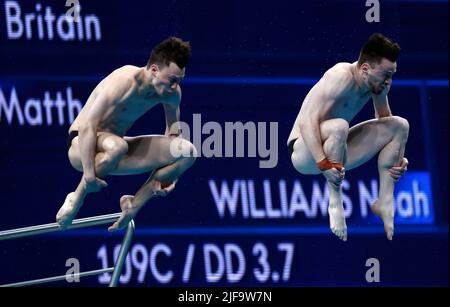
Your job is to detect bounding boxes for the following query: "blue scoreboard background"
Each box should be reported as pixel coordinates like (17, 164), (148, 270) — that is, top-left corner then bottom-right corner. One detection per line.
(0, 0), (448, 287)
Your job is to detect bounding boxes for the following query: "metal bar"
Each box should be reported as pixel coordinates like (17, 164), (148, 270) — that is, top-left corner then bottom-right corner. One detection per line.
(1, 267), (115, 287)
(109, 220), (135, 287)
(0, 213), (121, 241)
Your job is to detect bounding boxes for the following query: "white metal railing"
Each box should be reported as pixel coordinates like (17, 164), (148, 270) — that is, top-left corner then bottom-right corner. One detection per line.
(0, 213), (135, 287)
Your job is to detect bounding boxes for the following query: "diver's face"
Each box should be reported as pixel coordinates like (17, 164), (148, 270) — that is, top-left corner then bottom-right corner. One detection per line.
(151, 62), (185, 95)
(362, 59), (397, 95)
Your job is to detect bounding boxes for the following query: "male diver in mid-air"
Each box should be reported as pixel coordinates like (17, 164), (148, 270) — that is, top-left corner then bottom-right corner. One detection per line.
(57, 37), (197, 231)
(288, 33), (409, 241)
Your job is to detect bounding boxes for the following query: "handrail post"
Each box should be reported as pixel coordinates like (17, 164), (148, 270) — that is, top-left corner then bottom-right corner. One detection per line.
(108, 220), (135, 287)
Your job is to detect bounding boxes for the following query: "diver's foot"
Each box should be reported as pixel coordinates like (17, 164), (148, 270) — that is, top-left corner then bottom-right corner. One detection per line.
(371, 199), (394, 241)
(328, 203), (348, 242)
(56, 192), (84, 230)
(108, 195), (139, 231)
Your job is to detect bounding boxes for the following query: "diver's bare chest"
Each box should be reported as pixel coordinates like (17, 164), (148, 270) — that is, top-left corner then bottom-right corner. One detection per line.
(117, 97), (159, 116)
(338, 92), (370, 110)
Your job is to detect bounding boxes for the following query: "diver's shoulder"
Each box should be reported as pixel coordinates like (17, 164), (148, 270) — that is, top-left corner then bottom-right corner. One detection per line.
(323, 63), (355, 84)
(320, 62), (356, 94)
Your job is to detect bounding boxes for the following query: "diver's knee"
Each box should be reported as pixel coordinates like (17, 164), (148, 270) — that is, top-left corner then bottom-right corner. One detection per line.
(327, 119), (349, 143)
(391, 116), (410, 138)
(181, 141), (197, 167)
(102, 137), (129, 159)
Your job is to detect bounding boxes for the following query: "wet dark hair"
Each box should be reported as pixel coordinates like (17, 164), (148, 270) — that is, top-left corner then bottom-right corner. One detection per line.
(147, 37), (191, 69)
(357, 33), (401, 67)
